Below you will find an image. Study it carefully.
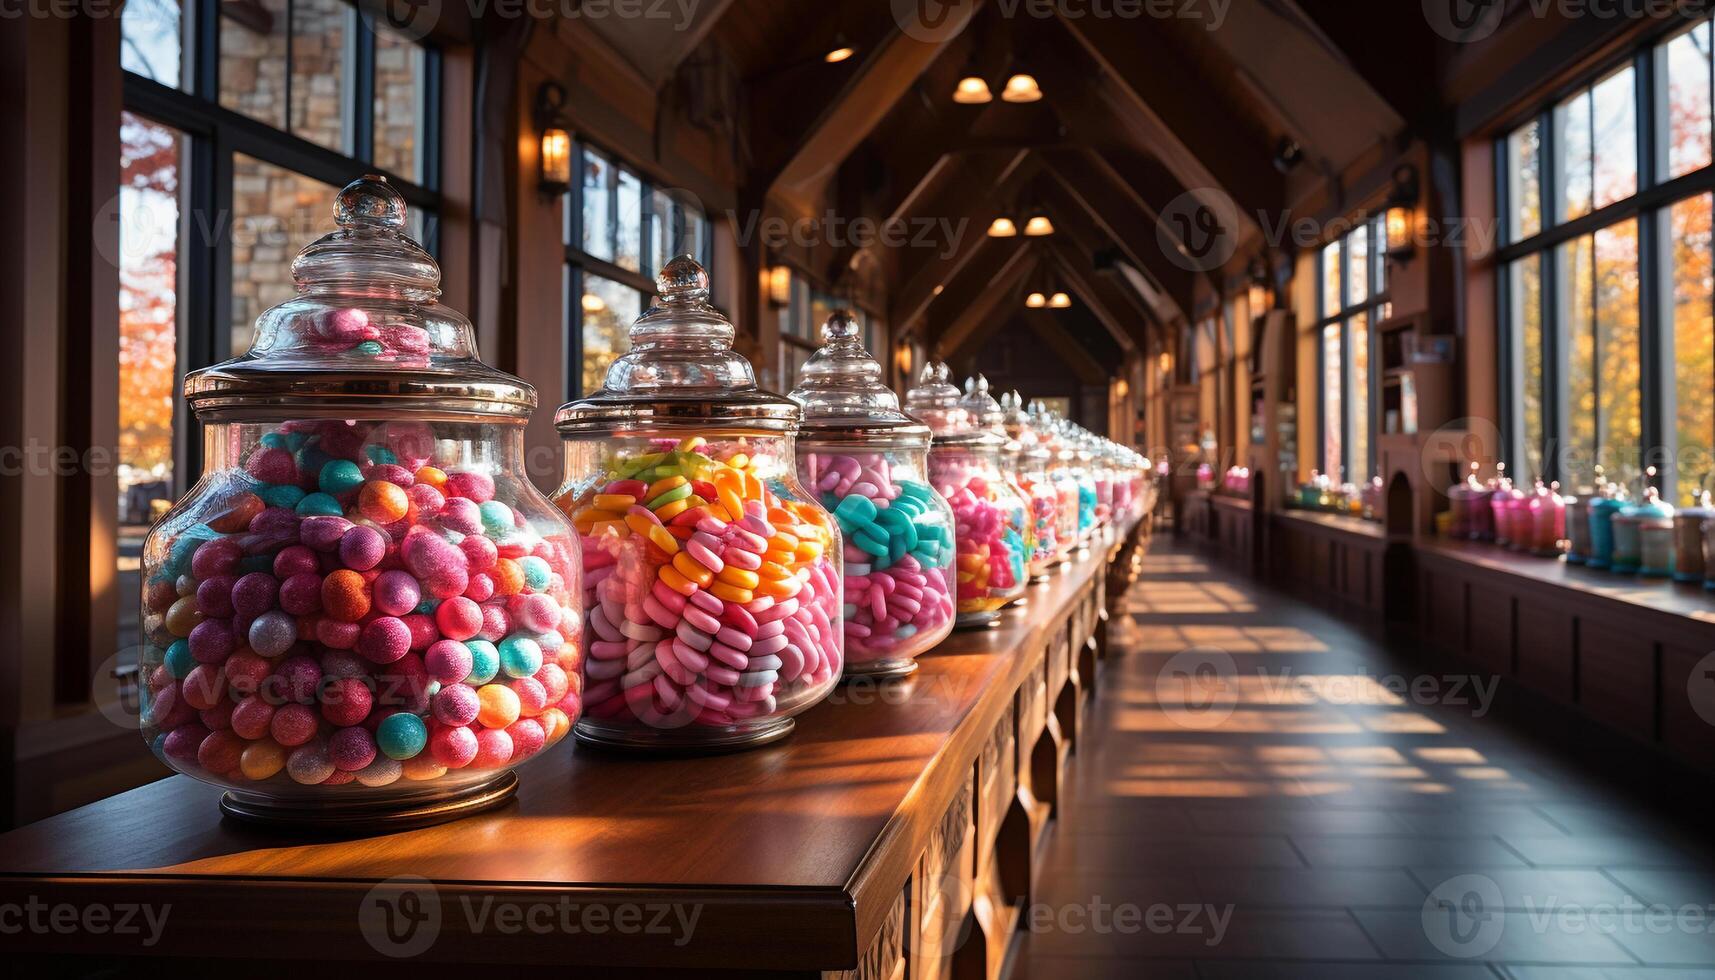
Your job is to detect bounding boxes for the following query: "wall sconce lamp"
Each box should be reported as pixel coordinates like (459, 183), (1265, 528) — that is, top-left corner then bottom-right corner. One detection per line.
(1385, 164), (1421, 261)
(535, 81), (571, 197)
(764, 265), (792, 307)
(1246, 257), (1272, 317)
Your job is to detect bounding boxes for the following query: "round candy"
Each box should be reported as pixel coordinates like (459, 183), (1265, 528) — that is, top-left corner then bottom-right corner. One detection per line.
(425, 639), (473, 685)
(321, 676), (374, 727)
(328, 726), (378, 771)
(498, 635), (543, 679)
(286, 743), (336, 785)
(359, 480), (411, 524)
(466, 639), (500, 685)
(377, 711), (429, 760)
(319, 459), (365, 495)
(475, 683), (521, 729)
(435, 596), (483, 642)
(432, 683), (481, 727)
(372, 570), (421, 617)
(471, 728), (514, 768)
(339, 525), (387, 571)
(429, 725), (479, 768)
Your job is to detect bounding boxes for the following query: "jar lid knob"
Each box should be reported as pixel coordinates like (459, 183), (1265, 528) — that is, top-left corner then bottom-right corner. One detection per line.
(334, 175), (408, 232)
(822, 309), (860, 345)
(657, 254), (711, 303)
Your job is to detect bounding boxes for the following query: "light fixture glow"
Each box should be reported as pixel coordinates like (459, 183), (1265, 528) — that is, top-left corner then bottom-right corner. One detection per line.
(932, 284), (944, 296)
(1023, 214), (1054, 236)
(581, 293), (607, 313)
(1001, 73), (1043, 103)
(825, 45), (855, 63)
(987, 217), (1018, 237)
(1385, 205), (1414, 256)
(540, 127), (571, 194)
(767, 266), (792, 306)
(1048, 291), (1071, 308)
(954, 75), (994, 104)
(1025, 291), (1047, 308)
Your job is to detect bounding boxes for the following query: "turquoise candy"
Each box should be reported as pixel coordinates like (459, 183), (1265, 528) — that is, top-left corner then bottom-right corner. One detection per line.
(296, 444), (334, 482)
(852, 525), (890, 558)
(835, 495), (878, 526)
(356, 340), (385, 356)
(283, 431), (311, 452)
(376, 712), (428, 761)
(259, 432), (289, 451)
(479, 500), (515, 536)
(162, 524), (219, 579)
(295, 492), (344, 516)
(498, 635), (544, 679)
(164, 639), (194, 678)
(414, 597), (440, 615)
(319, 459), (365, 495)
(365, 445), (399, 465)
(466, 639), (501, 685)
(257, 483), (307, 509)
(519, 555), (552, 592)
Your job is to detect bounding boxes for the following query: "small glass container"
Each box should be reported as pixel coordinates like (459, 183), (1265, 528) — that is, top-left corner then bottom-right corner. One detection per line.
(553, 257), (842, 749)
(1526, 481), (1566, 557)
(1628, 487), (1675, 577)
(1033, 402), (1081, 561)
(789, 313), (955, 679)
(909, 364), (1029, 627)
(1065, 423), (1099, 545)
(962, 376), (1037, 567)
(1674, 492), (1712, 583)
(142, 177), (582, 828)
(1447, 464), (1494, 541)
(1002, 391), (1060, 578)
(1587, 484), (1627, 570)
(1490, 468), (1517, 547)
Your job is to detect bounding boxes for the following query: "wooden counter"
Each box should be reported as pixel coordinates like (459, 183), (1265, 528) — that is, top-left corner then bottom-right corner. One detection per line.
(0, 521), (1140, 978)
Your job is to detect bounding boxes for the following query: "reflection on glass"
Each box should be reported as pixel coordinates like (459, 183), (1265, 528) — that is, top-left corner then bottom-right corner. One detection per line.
(288, 0), (353, 154)
(1670, 194), (1714, 494)
(1560, 234), (1596, 487)
(682, 203), (708, 263)
(230, 155), (339, 356)
(1349, 314), (1370, 482)
(779, 341), (812, 391)
(121, 0), (182, 87)
(1557, 89), (1593, 223)
(1660, 22), (1713, 181)
(1595, 219), (1641, 477)
(1508, 119), (1543, 241)
(1510, 255), (1544, 478)
(581, 274), (642, 396)
(1348, 223), (1370, 307)
(649, 188), (673, 276)
(373, 25), (427, 181)
(581, 147), (613, 262)
(119, 111), (183, 655)
(1592, 67), (1637, 211)
(1323, 323), (1342, 477)
(1321, 240), (1341, 320)
(1374, 217), (1389, 296)
(221, 0), (289, 131)
(616, 167), (643, 272)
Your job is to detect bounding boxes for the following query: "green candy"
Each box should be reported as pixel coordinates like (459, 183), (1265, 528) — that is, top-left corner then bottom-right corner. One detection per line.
(318, 458), (364, 495)
(257, 484), (306, 508)
(296, 492), (344, 516)
(646, 482), (693, 508)
(836, 495), (877, 525)
(356, 340), (385, 356)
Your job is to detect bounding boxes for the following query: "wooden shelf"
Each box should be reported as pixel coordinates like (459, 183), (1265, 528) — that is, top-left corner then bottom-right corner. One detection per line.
(0, 521), (1143, 977)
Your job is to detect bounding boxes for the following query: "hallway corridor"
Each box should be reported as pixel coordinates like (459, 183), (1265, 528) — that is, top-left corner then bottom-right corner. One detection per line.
(1010, 538), (1715, 979)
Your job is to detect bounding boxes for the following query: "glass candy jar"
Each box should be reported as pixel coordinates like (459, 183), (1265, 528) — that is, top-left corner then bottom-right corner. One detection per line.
(908, 364), (1029, 627)
(789, 313), (955, 679)
(1564, 490), (1588, 564)
(1674, 492), (1712, 583)
(1034, 403), (1081, 560)
(962, 375), (1038, 571)
(1002, 391), (1061, 577)
(142, 177), (582, 828)
(553, 257), (842, 750)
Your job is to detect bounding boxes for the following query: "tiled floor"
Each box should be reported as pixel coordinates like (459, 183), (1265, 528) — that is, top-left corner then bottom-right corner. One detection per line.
(1008, 536), (1715, 978)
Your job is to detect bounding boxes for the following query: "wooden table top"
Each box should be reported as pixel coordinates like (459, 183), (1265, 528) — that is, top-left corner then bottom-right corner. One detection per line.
(0, 527), (1123, 970)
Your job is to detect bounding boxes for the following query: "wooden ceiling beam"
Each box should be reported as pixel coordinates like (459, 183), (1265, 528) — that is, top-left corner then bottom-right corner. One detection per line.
(927, 242), (1034, 359)
(889, 149), (1038, 333)
(1038, 236), (1150, 354)
(1017, 309), (1111, 388)
(1034, 163), (1194, 325)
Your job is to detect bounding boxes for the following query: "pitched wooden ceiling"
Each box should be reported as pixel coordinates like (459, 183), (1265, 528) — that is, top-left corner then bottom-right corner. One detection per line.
(571, 0), (1467, 366)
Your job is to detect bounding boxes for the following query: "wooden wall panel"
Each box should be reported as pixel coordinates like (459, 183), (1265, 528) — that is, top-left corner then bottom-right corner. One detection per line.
(1515, 595), (1575, 703)
(1577, 620), (1658, 742)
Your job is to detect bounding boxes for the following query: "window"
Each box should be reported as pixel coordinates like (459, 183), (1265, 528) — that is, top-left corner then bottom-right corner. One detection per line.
(1316, 218), (1391, 483)
(1500, 21), (1715, 497)
(772, 272), (885, 390)
(565, 143), (713, 397)
(117, 0), (441, 659)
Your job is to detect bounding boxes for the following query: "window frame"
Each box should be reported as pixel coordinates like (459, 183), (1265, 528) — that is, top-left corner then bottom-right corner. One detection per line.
(1494, 22), (1715, 496)
(1315, 216), (1391, 484)
(563, 139), (712, 400)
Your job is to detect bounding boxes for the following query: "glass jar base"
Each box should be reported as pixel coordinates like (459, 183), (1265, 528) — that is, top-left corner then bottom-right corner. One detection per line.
(842, 658), (920, 681)
(955, 611), (1002, 629)
(573, 717), (795, 754)
(218, 771), (518, 832)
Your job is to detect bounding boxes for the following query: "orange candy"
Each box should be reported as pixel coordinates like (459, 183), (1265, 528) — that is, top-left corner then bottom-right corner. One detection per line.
(358, 480), (410, 524)
(415, 466), (448, 489)
(491, 558), (525, 596)
(321, 569), (371, 622)
(476, 683), (522, 729)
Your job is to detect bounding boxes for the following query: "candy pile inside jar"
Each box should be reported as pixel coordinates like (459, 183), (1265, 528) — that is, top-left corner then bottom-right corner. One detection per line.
(146, 424), (582, 787)
(1001, 389), (1059, 577)
(1031, 401), (1081, 558)
(568, 438), (841, 726)
(907, 363), (1028, 626)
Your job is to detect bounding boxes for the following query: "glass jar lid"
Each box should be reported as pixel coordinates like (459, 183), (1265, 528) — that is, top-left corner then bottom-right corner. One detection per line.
(788, 311), (928, 443)
(905, 362), (988, 448)
(555, 256), (799, 432)
(184, 175), (534, 420)
(1001, 390), (1050, 461)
